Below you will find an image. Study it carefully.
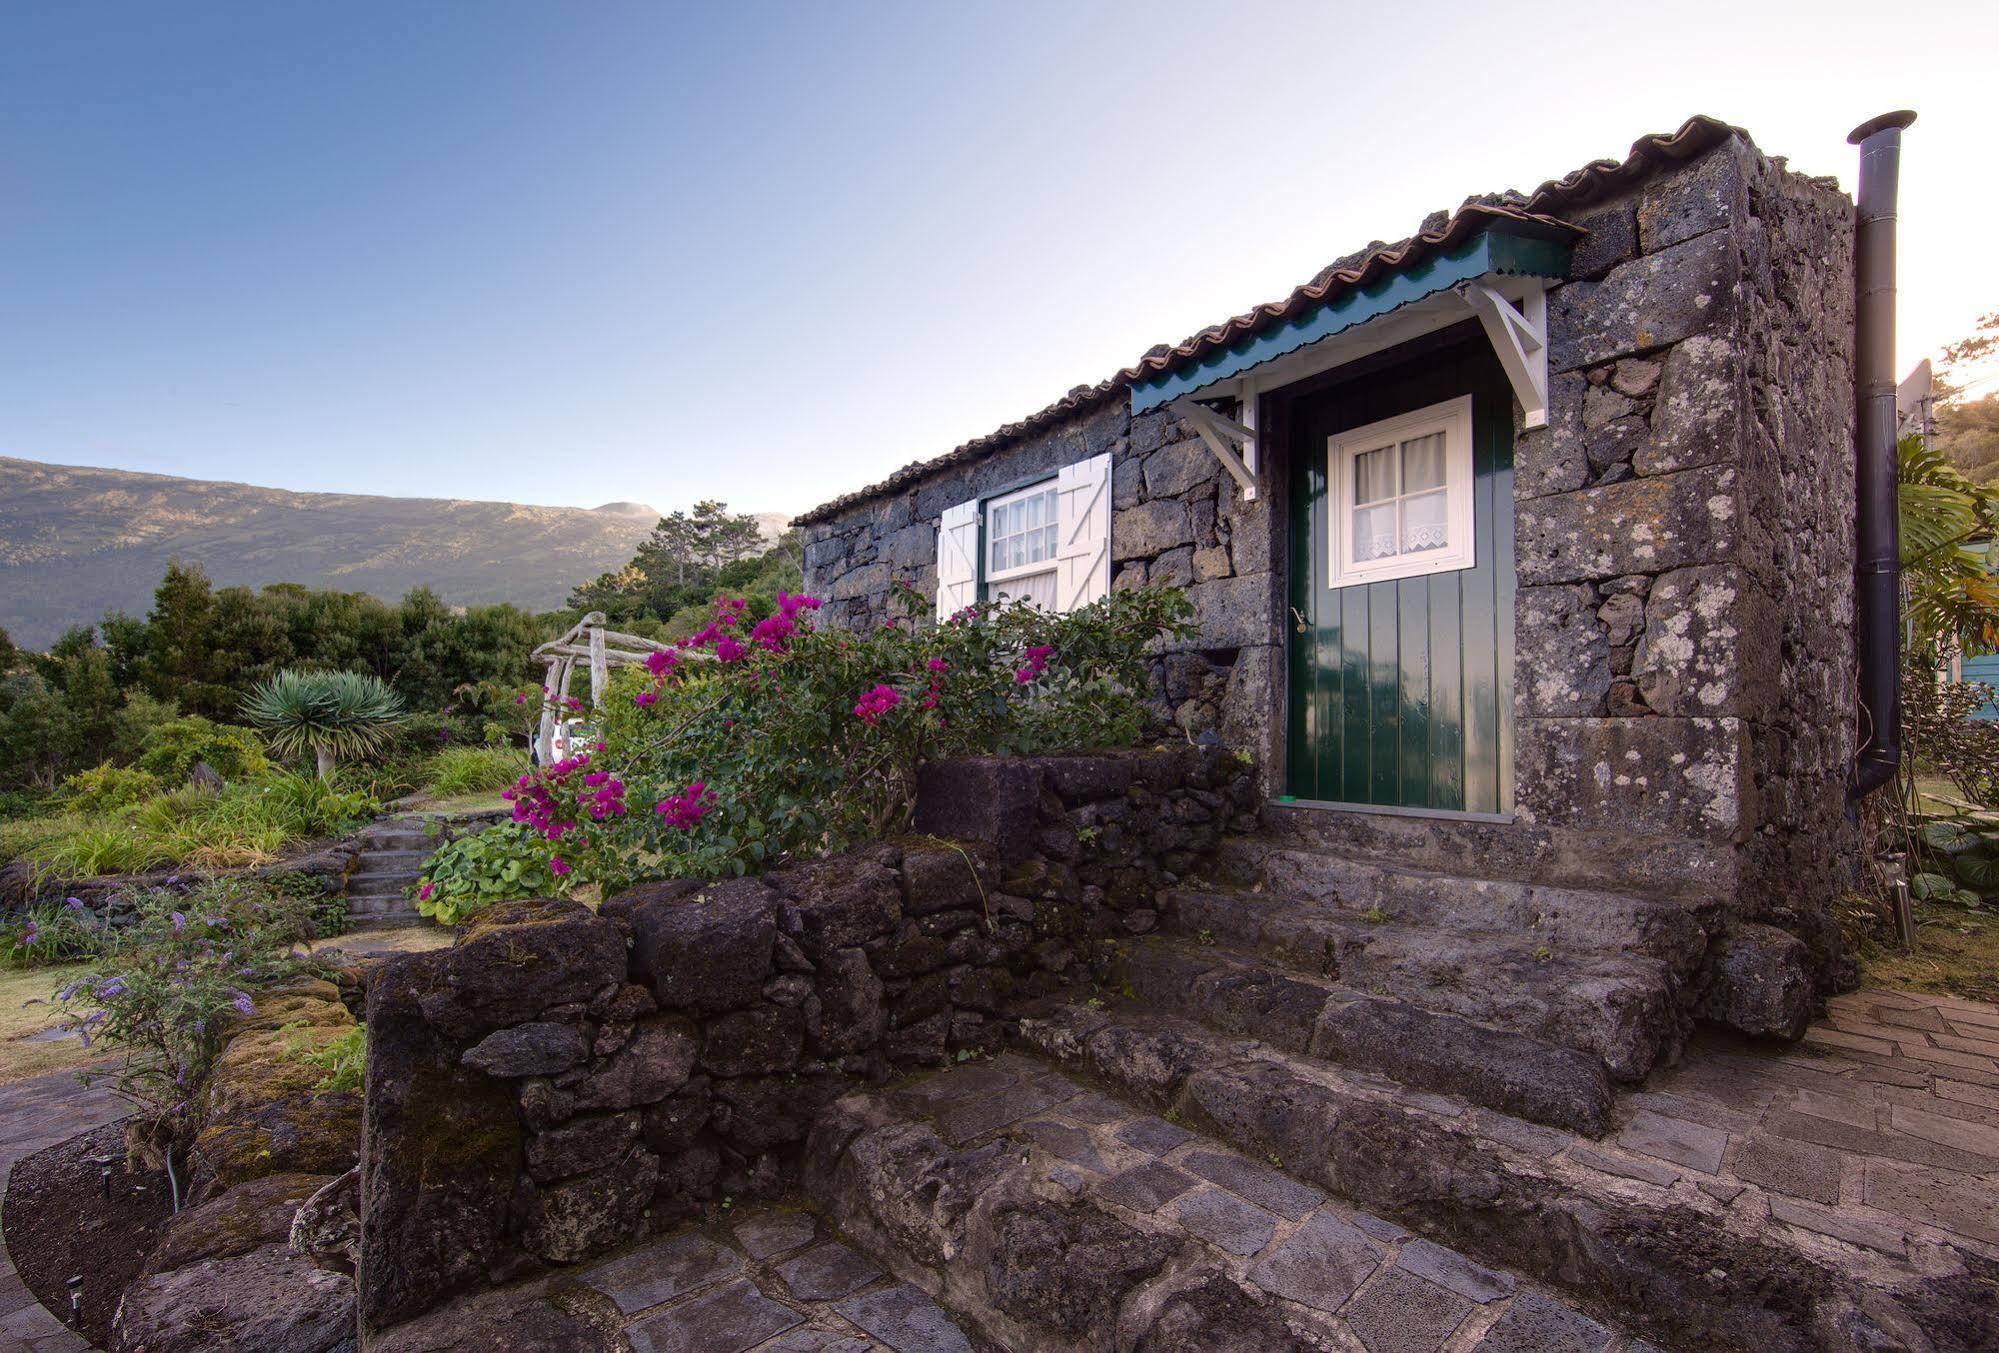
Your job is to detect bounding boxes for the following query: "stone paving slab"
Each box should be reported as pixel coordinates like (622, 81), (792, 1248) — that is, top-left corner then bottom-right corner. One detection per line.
(0, 1066), (127, 1353)
(553, 1205), (969, 1353)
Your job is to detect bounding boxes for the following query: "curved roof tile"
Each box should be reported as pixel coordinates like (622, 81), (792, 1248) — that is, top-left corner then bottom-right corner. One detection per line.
(796, 115), (1743, 527)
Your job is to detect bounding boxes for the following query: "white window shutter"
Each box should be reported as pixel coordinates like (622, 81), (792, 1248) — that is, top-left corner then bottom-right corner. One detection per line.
(1056, 452), (1112, 612)
(935, 499), (980, 621)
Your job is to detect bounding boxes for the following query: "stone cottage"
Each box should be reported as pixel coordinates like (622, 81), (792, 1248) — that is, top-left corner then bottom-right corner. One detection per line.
(798, 115), (1868, 1028)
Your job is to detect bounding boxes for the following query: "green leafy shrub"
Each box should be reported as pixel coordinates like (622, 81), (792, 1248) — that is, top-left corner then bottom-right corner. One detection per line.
(1912, 818), (1999, 910)
(60, 763), (162, 813)
(500, 583), (1194, 891)
(412, 822), (562, 925)
(53, 876), (335, 1150)
(0, 812), (91, 867)
(136, 716), (271, 784)
(424, 745), (529, 799)
(243, 670), (407, 778)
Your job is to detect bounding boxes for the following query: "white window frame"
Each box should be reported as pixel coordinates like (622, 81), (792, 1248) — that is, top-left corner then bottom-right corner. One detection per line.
(1326, 395), (1475, 589)
(983, 478), (1061, 592)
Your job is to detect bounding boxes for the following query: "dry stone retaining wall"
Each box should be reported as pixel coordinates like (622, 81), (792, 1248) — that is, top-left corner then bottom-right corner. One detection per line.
(356, 747), (1255, 1339)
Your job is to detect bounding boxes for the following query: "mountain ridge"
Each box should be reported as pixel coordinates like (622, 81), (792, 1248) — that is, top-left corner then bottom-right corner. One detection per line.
(0, 456), (785, 649)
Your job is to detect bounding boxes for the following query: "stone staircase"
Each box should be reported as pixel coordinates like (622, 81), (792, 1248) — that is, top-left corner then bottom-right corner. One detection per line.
(802, 1054), (1642, 1352)
(341, 817), (448, 927)
(341, 807), (506, 927)
(1115, 821), (1714, 1137)
(776, 822), (1986, 1350)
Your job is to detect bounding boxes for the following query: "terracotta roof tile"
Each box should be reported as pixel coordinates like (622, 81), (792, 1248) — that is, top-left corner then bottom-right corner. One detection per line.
(795, 115), (1742, 527)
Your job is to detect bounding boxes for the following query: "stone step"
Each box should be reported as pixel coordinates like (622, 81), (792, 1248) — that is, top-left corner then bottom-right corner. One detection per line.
(1160, 889), (1682, 1081)
(353, 849), (430, 870)
(1118, 939), (1614, 1135)
(346, 883), (415, 904)
(802, 1053), (1637, 1353)
(358, 831), (438, 852)
(1210, 837), (1714, 972)
(1258, 802), (1727, 905)
(1012, 1006), (1975, 1353)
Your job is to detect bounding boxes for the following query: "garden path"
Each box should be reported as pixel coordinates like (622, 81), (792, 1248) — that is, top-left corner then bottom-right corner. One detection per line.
(0, 1068), (125, 1353)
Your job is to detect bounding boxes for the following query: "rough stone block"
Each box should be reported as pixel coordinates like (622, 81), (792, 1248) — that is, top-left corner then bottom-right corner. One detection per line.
(913, 758), (1043, 863)
(1548, 229), (1738, 373)
(1633, 565), (1774, 717)
(1515, 370), (1590, 501)
(1638, 138), (1753, 253)
(699, 1005), (806, 1078)
(1144, 437), (1219, 498)
(1246, 1210), (1382, 1313)
(460, 1022), (590, 1079)
(1517, 585), (1610, 717)
(526, 1110), (641, 1183)
(572, 1023), (698, 1109)
(1179, 572), (1276, 650)
(1516, 465), (1739, 585)
(621, 879), (781, 1015)
(1514, 716), (1746, 837)
(1566, 200), (1640, 279)
(1113, 499), (1193, 559)
(1698, 923), (1813, 1039)
(416, 900), (627, 1040)
(772, 857), (903, 953)
(1640, 333), (1744, 476)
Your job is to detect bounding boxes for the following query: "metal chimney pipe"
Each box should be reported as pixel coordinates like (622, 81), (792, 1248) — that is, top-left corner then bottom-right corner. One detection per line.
(1849, 109), (1917, 801)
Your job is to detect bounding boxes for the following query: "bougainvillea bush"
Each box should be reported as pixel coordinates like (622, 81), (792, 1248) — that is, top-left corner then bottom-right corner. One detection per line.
(416, 582), (1194, 903)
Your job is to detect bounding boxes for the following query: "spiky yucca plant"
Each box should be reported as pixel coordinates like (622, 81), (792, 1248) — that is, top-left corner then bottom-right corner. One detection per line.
(243, 670), (407, 779)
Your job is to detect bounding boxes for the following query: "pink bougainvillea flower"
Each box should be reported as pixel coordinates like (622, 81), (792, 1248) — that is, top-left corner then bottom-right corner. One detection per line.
(927, 657), (949, 672)
(513, 692), (527, 705)
(714, 635), (748, 663)
(635, 690), (657, 707)
(549, 857), (571, 877)
(419, 883), (434, 901)
(654, 780), (714, 829)
(1015, 643), (1057, 684)
(563, 695), (583, 710)
(644, 647), (678, 677)
(751, 613), (794, 651)
(853, 683), (902, 725)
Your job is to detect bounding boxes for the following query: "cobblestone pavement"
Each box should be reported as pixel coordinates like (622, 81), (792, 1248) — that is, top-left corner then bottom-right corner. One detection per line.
(0, 1068), (125, 1353)
(1611, 988), (1999, 1258)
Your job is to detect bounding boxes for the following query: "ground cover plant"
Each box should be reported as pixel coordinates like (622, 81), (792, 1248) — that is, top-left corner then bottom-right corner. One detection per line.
(414, 582), (1194, 914)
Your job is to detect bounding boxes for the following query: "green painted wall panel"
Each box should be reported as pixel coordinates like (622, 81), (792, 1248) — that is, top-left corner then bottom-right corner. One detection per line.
(1285, 338), (1515, 812)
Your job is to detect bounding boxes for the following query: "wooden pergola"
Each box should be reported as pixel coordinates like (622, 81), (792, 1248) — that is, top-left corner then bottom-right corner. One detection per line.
(530, 612), (703, 763)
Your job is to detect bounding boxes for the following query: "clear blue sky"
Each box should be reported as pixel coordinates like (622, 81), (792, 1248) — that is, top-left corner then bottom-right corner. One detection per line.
(3, 1), (1994, 518)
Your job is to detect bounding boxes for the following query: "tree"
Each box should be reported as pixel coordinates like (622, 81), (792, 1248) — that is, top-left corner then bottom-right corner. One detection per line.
(143, 561), (218, 706)
(242, 670), (407, 778)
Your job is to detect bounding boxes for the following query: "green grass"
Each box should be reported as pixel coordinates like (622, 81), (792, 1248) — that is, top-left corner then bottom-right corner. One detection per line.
(423, 745), (528, 799)
(5, 773), (376, 879)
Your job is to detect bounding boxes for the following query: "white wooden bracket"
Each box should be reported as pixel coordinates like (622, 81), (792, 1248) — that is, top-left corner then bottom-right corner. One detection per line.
(1459, 281), (1550, 429)
(1171, 396), (1259, 502)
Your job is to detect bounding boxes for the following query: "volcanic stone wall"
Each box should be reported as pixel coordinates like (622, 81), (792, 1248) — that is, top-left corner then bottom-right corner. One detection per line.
(800, 396), (1283, 763)
(355, 747), (1256, 1337)
(1511, 136), (1859, 977)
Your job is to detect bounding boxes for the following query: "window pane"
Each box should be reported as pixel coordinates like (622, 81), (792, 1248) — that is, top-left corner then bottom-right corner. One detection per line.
(1402, 432), (1447, 492)
(1353, 503), (1398, 562)
(1353, 446), (1395, 504)
(1401, 490), (1448, 553)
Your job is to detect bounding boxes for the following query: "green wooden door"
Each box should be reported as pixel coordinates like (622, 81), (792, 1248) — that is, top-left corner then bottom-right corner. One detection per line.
(1284, 339), (1515, 813)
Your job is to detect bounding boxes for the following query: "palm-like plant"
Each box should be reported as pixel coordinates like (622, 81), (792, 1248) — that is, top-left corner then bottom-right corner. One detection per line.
(1900, 434), (1999, 659)
(243, 670), (407, 779)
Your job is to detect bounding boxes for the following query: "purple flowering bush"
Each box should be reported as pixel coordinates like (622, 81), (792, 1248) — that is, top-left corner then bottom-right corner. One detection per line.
(50, 876), (334, 1159)
(435, 581), (1195, 896)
